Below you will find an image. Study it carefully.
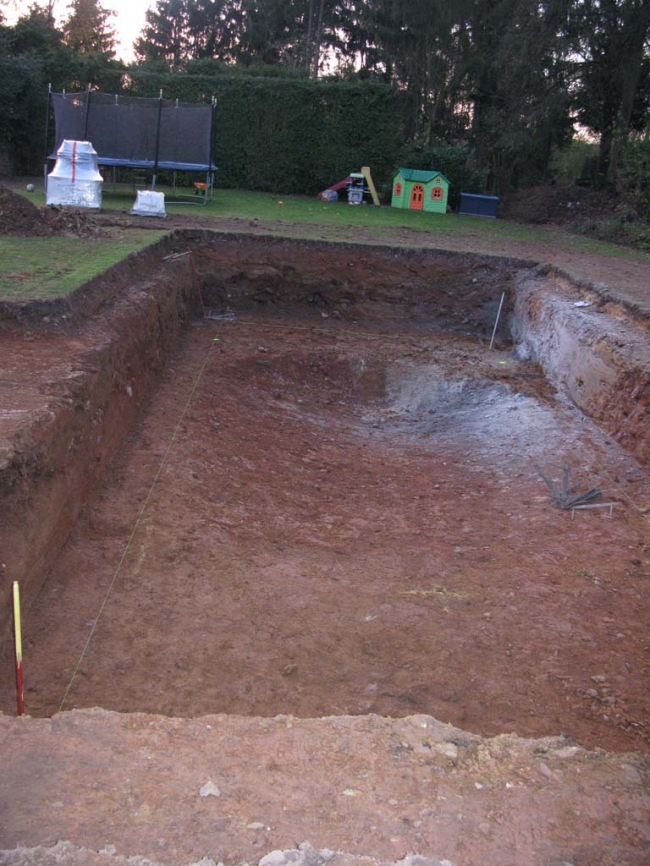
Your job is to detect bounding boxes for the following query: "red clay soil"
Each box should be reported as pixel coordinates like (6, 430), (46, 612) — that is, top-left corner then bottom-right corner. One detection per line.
(0, 237), (192, 648)
(0, 229), (649, 866)
(1, 316), (648, 754)
(1, 710), (649, 866)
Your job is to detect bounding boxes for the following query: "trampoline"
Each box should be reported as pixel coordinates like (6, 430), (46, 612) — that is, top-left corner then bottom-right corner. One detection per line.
(46, 89), (217, 204)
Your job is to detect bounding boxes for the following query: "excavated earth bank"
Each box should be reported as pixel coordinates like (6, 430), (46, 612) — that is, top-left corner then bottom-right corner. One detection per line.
(0, 232), (649, 865)
(1, 710), (649, 866)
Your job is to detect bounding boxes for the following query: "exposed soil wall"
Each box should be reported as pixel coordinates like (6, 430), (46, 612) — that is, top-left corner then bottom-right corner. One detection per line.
(512, 271), (650, 468)
(0, 232), (184, 324)
(0, 242), (197, 639)
(192, 233), (521, 338)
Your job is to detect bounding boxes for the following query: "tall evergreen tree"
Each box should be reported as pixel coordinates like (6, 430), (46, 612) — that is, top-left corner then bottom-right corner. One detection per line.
(135, 0), (245, 66)
(334, 0), (474, 140)
(466, 0), (573, 190)
(235, 0), (314, 70)
(135, 0), (191, 66)
(135, 0), (341, 74)
(572, 0), (650, 188)
(186, 0), (242, 59)
(0, 4), (79, 171)
(63, 0), (116, 57)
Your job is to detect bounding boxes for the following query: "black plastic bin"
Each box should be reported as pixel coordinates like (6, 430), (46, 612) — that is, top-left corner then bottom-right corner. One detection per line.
(459, 192), (499, 219)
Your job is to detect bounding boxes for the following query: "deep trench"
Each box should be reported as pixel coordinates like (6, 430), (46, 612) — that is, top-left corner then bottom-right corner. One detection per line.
(0, 234), (648, 755)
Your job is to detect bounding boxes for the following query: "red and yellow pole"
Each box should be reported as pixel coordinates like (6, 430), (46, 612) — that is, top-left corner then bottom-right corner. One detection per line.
(13, 581), (24, 716)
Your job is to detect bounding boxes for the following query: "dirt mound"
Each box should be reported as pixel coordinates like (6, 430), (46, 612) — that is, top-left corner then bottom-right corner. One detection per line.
(0, 186), (102, 238)
(43, 205), (101, 238)
(500, 182), (617, 226)
(0, 186), (52, 236)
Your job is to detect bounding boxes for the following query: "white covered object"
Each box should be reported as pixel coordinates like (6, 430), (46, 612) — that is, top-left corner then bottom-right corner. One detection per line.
(130, 190), (166, 218)
(46, 140), (102, 208)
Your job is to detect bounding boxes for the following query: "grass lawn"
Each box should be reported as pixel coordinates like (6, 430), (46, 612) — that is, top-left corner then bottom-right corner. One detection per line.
(3, 182), (648, 304)
(15, 183), (650, 262)
(114, 186), (648, 261)
(0, 229), (167, 302)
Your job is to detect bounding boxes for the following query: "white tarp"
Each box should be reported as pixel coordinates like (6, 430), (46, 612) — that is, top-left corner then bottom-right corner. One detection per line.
(130, 190), (166, 218)
(46, 140), (103, 209)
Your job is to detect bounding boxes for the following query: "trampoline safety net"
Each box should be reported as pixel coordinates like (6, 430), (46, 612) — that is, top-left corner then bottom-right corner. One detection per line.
(50, 91), (216, 171)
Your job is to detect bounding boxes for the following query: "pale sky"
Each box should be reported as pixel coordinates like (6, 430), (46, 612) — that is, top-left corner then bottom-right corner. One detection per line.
(6, 0), (153, 61)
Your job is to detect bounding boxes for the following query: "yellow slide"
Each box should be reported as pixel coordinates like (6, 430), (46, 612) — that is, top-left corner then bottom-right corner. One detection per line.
(361, 166), (381, 207)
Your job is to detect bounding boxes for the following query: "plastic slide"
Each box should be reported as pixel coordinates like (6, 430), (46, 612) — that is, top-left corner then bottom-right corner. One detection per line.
(316, 177), (351, 201)
(361, 166), (381, 207)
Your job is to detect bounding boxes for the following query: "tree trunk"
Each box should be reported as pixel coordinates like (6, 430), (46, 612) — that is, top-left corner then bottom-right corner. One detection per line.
(312, 0), (325, 78)
(304, 0), (315, 77)
(604, 0), (650, 189)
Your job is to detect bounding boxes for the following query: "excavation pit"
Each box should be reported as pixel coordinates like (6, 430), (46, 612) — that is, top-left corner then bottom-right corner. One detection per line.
(0, 235), (649, 760)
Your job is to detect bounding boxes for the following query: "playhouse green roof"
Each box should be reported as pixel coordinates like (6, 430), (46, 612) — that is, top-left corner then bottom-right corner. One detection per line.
(394, 168), (450, 184)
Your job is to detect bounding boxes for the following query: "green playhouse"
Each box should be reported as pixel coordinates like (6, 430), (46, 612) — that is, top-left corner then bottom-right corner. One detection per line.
(391, 168), (450, 214)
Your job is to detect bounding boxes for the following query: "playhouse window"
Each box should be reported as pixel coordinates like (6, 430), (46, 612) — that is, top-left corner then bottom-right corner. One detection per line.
(432, 187), (444, 200)
(394, 183), (402, 196)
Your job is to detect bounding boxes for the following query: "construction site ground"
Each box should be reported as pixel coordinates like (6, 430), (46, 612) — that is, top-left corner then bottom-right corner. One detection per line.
(0, 195), (649, 866)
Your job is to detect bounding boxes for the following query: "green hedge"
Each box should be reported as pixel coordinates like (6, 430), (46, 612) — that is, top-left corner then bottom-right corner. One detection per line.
(1, 51), (403, 195)
(109, 70), (403, 196)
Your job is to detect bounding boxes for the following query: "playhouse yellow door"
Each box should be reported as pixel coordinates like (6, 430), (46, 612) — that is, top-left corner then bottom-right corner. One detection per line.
(410, 184), (424, 210)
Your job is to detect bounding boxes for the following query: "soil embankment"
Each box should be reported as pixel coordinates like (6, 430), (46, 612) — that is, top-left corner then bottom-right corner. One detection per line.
(0, 234), (195, 640)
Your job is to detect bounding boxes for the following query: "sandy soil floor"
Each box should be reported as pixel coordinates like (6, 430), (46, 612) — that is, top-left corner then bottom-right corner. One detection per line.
(2, 317), (648, 754)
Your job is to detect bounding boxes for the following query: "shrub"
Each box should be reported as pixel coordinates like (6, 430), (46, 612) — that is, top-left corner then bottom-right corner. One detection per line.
(548, 138), (599, 183)
(623, 136), (650, 219)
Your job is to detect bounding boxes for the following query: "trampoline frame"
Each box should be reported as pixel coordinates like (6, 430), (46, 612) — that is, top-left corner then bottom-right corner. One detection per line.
(44, 86), (218, 207)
